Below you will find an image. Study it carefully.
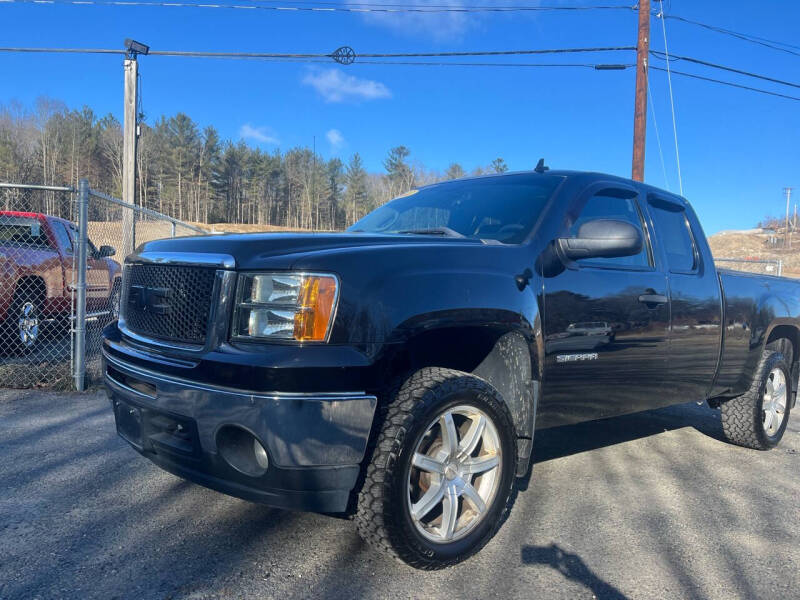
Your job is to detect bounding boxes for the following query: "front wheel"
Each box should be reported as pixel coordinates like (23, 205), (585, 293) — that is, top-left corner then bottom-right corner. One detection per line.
(5, 292), (43, 354)
(355, 367), (517, 569)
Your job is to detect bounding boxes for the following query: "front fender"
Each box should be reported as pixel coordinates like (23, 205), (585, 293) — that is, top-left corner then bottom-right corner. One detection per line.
(291, 242), (533, 345)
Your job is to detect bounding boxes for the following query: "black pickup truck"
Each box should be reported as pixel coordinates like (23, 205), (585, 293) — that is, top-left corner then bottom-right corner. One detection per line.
(102, 169), (799, 569)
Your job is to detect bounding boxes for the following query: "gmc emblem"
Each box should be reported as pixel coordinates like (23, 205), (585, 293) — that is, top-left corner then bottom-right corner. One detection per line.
(128, 285), (173, 314)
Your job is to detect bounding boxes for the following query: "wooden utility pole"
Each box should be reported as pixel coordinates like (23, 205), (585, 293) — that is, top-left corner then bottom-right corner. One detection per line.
(631, 0), (650, 182)
(122, 56), (139, 257)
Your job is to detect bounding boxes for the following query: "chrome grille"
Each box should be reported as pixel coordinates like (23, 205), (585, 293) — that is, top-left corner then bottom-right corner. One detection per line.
(121, 264), (217, 345)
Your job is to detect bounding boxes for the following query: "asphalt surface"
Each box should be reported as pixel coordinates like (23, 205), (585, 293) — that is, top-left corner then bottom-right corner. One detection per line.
(1, 389), (798, 600)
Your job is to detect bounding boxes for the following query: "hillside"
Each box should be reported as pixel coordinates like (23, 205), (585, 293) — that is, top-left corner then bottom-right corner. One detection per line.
(708, 230), (800, 278)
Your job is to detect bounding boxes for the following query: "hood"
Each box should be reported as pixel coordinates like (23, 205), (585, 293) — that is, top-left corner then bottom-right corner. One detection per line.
(132, 231), (487, 270)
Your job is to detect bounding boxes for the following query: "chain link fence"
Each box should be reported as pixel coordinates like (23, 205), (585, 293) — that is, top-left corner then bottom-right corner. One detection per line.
(0, 184), (77, 389)
(83, 188), (204, 385)
(0, 180), (206, 390)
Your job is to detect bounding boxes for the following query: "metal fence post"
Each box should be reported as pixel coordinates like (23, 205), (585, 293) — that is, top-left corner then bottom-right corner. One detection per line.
(171, 221), (176, 237)
(74, 179), (89, 391)
(778, 259), (783, 277)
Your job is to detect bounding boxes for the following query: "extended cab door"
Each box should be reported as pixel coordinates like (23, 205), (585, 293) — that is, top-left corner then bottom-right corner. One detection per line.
(540, 183), (670, 428)
(645, 195), (722, 403)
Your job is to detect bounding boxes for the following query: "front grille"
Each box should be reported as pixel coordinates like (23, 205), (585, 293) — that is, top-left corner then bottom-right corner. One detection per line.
(121, 264), (217, 345)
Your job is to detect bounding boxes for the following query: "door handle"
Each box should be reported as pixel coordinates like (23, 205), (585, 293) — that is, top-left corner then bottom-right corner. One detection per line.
(638, 294), (667, 305)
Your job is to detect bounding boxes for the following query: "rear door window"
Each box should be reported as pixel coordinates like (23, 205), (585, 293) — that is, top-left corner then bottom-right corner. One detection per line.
(648, 198), (697, 272)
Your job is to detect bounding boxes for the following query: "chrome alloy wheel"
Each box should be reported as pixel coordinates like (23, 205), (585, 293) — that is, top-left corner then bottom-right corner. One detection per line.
(407, 405), (502, 544)
(18, 301), (40, 349)
(763, 367), (788, 436)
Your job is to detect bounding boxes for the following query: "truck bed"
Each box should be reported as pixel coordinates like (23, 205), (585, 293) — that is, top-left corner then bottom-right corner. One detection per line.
(715, 268), (800, 398)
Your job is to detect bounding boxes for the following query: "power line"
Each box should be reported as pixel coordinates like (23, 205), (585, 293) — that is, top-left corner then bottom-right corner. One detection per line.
(663, 14), (800, 58)
(0, 0), (637, 13)
(650, 50), (800, 90)
(650, 66), (800, 102)
(0, 45), (636, 60)
(355, 46), (635, 58)
(241, 0), (633, 8)
(0, 47), (123, 55)
(212, 0), (638, 10)
(646, 73), (669, 191)
(656, 9), (682, 195)
(347, 60), (632, 68)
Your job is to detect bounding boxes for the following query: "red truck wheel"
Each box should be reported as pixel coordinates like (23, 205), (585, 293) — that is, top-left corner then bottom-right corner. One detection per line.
(9, 293), (42, 353)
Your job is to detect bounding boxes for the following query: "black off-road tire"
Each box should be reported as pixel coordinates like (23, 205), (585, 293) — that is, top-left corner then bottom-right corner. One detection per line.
(721, 350), (792, 450)
(355, 367), (518, 570)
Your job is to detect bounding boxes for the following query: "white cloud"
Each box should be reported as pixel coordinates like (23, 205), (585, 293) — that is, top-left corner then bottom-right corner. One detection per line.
(239, 124), (280, 145)
(326, 129), (345, 149)
(302, 68), (391, 103)
(358, 0), (472, 41)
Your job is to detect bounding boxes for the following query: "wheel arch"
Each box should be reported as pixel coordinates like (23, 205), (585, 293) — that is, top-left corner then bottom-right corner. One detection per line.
(765, 323), (799, 409)
(379, 324), (539, 476)
(14, 274), (47, 304)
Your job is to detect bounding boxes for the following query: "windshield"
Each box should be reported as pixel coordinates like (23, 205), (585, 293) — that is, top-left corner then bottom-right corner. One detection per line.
(348, 173), (562, 244)
(0, 216), (48, 248)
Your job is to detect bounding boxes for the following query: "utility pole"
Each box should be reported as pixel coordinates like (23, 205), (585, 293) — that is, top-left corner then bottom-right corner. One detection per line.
(313, 135), (316, 230)
(631, 0), (650, 182)
(784, 187), (793, 249)
(122, 39), (149, 257)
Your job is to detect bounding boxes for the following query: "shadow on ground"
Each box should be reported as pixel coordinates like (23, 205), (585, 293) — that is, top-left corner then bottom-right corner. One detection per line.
(0, 390), (797, 600)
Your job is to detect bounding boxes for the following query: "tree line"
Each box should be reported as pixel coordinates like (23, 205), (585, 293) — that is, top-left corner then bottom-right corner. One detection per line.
(0, 97), (510, 229)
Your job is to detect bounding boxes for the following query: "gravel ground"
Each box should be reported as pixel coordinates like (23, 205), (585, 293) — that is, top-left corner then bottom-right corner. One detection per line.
(1, 389), (798, 600)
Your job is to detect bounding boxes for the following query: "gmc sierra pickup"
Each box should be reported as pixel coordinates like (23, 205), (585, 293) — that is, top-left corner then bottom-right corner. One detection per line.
(1, 211), (121, 352)
(102, 169), (799, 569)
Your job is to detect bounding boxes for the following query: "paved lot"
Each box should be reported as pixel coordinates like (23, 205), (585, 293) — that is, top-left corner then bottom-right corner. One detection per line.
(1, 389), (798, 600)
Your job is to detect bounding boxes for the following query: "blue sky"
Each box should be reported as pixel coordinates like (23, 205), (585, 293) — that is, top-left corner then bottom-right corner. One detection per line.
(1, 0), (798, 233)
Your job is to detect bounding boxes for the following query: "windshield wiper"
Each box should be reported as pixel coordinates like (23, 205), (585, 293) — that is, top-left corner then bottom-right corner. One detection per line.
(395, 227), (465, 238)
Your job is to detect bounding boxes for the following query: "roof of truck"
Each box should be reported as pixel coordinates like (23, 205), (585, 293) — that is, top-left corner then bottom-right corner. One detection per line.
(0, 211), (71, 224)
(419, 169), (689, 206)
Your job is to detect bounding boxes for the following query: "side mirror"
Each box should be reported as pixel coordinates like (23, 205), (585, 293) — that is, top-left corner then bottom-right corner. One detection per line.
(98, 245), (116, 258)
(557, 219), (642, 261)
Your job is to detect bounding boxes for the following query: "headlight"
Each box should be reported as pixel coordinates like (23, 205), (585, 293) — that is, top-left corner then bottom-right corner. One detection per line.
(233, 273), (339, 342)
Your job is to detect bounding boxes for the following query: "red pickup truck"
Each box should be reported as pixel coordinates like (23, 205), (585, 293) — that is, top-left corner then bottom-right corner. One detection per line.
(0, 211), (122, 352)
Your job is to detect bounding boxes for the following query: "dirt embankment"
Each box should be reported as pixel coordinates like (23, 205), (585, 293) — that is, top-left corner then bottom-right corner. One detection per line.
(87, 221), (307, 254)
(708, 230), (800, 278)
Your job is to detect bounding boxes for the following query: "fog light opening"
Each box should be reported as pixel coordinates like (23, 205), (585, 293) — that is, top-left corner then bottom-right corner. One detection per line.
(217, 425), (270, 477)
(253, 437), (269, 470)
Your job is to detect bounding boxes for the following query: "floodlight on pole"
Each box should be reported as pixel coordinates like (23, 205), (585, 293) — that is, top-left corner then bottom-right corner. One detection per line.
(124, 38), (150, 59)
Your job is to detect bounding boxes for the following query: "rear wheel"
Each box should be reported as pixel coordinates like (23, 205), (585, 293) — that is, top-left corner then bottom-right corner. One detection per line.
(721, 350), (792, 450)
(355, 367), (517, 569)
